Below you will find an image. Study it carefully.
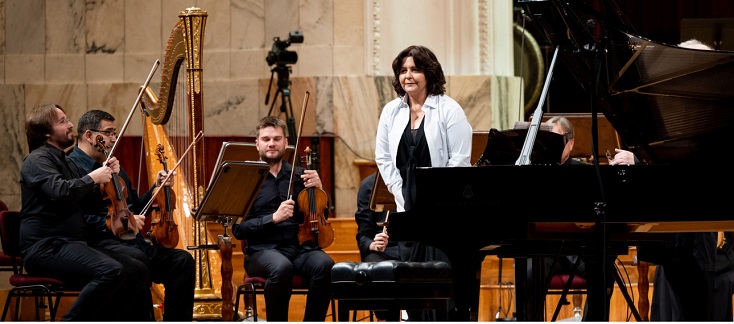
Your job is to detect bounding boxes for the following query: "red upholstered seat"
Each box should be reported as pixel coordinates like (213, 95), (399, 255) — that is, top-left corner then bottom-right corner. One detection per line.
(0, 210), (79, 321)
(243, 274), (306, 288)
(546, 273), (588, 322)
(548, 273), (587, 290)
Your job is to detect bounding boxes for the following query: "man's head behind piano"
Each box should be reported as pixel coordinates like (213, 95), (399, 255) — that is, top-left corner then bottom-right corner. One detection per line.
(546, 116), (575, 164)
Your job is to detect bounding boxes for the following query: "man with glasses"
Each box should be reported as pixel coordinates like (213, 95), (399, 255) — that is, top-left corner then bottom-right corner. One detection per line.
(19, 103), (141, 320)
(68, 109), (195, 321)
(89, 128), (117, 137)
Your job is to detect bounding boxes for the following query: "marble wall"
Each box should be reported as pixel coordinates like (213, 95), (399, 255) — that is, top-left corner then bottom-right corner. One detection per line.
(0, 0), (521, 218)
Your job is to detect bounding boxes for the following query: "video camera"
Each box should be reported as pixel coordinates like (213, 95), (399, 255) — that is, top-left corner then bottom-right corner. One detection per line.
(266, 30), (304, 66)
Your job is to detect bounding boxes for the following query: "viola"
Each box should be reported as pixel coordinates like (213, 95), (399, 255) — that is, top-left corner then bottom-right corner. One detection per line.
(149, 144), (179, 248)
(95, 135), (138, 240)
(296, 147), (335, 248)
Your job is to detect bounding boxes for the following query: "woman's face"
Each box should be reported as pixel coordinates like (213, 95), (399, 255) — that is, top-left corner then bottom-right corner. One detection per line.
(399, 56), (427, 97)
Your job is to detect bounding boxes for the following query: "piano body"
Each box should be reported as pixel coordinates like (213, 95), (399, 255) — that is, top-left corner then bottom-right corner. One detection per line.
(385, 0), (734, 321)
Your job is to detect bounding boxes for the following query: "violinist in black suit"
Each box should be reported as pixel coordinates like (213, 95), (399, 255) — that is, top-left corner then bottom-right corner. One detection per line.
(232, 116), (334, 321)
(68, 109), (195, 321)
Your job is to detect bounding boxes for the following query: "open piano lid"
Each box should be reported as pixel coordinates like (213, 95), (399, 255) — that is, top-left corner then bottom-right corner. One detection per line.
(519, 0), (734, 165)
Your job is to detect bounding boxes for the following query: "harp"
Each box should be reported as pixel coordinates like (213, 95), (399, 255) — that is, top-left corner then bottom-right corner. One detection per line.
(138, 7), (221, 320)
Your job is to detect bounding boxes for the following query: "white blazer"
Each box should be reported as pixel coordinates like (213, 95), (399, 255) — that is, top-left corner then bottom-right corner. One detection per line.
(375, 94), (473, 211)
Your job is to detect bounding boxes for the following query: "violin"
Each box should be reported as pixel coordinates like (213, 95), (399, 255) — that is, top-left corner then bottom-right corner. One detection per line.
(296, 147), (335, 248)
(95, 135), (138, 240)
(149, 144), (179, 249)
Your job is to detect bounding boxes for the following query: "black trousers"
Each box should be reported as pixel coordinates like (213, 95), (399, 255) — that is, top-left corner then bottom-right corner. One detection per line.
(93, 238), (153, 321)
(244, 246), (334, 321)
(22, 238), (140, 321)
(146, 243), (196, 321)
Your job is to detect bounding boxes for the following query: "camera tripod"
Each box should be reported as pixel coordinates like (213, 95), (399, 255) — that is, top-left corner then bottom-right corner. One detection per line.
(265, 64), (298, 145)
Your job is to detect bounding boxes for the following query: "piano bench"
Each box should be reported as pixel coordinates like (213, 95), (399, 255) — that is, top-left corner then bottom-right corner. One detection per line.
(331, 260), (452, 322)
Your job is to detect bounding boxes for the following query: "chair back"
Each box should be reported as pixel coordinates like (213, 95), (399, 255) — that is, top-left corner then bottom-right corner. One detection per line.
(0, 210), (23, 273)
(0, 199), (8, 212)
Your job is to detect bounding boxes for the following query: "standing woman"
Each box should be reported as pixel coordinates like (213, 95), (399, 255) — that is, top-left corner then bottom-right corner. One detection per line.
(375, 45), (473, 212)
(374, 45), (474, 321)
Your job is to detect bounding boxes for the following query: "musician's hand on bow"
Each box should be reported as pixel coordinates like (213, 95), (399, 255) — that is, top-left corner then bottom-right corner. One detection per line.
(301, 170), (322, 190)
(156, 170), (175, 187)
(273, 199), (295, 224)
(371, 232), (389, 252)
(609, 148), (636, 166)
(89, 164), (116, 184)
(106, 157), (121, 174)
(133, 214), (146, 232)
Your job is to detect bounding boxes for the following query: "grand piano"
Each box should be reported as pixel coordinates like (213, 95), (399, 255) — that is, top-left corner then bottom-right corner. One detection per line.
(385, 0), (734, 321)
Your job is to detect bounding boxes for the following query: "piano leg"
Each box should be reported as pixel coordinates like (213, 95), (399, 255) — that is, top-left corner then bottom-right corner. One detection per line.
(514, 257), (546, 321)
(581, 253), (622, 321)
(444, 248), (485, 321)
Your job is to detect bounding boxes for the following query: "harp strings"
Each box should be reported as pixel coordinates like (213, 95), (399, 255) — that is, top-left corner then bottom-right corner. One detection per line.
(165, 66), (193, 196)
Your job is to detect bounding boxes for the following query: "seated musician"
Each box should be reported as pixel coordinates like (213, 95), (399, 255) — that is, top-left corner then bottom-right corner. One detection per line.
(544, 116), (587, 277)
(543, 116), (589, 318)
(19, 103), (140, 320)
(68, 109), (195, 321)
(354, 171), (401, 321)
(375, 45), (476, 321)
(618, 39), (727, 321)
(232, 116), (334, 322)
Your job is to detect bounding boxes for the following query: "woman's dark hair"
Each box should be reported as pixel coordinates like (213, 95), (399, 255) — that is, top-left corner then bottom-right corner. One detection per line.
(25, 103), (64, 151)
(390, 45), (446, 97)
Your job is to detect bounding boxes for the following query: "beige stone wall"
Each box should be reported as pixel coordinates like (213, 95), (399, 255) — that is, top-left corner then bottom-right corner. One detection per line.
(0, 0), (521, 218)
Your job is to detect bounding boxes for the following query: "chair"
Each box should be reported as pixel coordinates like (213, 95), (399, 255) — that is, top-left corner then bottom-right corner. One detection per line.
(545, 258), (643, 322)
(232, 241), (336, 322)
(546, 273), (587, 321)
(331, 260), (453, 322)
(0, 210), (79, 321)
(233, 274), (337, 322)
(0, 199), (22, 272)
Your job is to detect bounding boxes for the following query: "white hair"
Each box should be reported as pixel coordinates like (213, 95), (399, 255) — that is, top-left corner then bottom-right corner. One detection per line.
(678, 39), (713, 50)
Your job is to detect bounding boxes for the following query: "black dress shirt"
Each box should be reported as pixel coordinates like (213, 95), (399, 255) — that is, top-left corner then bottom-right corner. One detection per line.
(19, 143), (95, 254)
(232, 160), (307, 253)
(67, 146), (154, 243)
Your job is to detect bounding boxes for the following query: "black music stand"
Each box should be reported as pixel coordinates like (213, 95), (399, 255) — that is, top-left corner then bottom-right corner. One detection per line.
(192, 160), (268, 321)
(369, 169), (397, 230)
(195, 161), (268, 225)
(476, 126), (565, 166)
(369, 169), (396, 213)
(208, 141), (294, 185)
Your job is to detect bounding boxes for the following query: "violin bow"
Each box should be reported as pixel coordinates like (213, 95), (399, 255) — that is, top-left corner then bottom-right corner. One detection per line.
(103, 59), (160, 167)
(139, 130), (204, 216)
(287, 90), (310, 200)
(381, 210), (391, 234)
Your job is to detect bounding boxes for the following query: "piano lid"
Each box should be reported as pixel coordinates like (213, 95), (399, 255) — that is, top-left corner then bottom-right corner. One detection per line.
(518, 0), (734, 165)
(604, 35), (734, 164)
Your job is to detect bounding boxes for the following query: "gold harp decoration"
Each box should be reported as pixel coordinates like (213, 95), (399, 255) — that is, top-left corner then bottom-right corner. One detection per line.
(139, 7), (222, 320)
